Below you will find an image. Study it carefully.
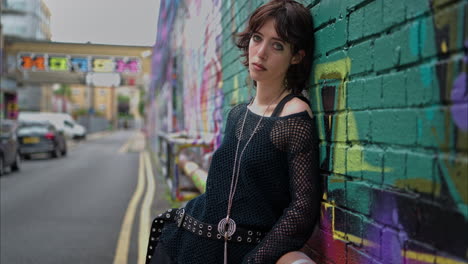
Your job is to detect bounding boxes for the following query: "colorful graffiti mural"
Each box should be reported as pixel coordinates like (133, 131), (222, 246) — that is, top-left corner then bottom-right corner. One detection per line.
(149, 0), (467, 263)
(303, 0), (467, 263)
(147, 0), (224, 172)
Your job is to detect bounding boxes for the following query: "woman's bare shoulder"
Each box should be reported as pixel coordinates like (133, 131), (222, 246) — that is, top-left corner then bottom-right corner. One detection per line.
(280, 97), (313, 118)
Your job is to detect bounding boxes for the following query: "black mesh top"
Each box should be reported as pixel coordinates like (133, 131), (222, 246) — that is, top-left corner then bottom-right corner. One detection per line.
(159, 96), (320, 264)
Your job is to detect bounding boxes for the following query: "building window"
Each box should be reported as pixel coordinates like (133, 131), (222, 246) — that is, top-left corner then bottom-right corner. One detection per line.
(99, 89), (107, 95)
(99, 104), (106, 110)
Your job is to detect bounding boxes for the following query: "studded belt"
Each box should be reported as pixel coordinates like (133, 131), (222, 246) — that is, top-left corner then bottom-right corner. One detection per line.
(174, 208), (266, 243)
(146, 208), (267, 264)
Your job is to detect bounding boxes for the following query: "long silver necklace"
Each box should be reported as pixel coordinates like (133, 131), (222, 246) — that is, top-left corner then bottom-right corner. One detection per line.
(219, 90), (286, 264)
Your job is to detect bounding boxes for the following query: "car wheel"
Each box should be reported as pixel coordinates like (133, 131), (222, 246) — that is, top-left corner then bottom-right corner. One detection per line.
(51, 147), (61, 158)
(0, 156), (4, 176)
(11, 152), (21, 172)
(23, 154), (31, 160)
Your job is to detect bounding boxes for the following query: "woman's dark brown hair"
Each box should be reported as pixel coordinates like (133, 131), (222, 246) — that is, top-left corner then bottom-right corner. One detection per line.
(236, 0), (315, 95)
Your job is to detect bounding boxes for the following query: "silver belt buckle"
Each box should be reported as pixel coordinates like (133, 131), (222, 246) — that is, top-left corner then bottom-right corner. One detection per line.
(177, 208), (185, 228)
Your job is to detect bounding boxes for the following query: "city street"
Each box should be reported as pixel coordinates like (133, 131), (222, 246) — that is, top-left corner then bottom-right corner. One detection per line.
(0, 130), (169, 264)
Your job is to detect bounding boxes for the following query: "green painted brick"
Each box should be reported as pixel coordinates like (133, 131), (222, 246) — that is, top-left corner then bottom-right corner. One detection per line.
(312, 2), (333, 27)
(345, 0), (368, 10)
(328, 174), (347, 206)
(348, 8), (364, 42)
(314, 0), (347, 26)
(383, 148), (406, 187)
(382, 71), (406, 108)
(348, 110), (370, 141)
(383, 0), (405, 29)
(370, 109), (417, 145)
(316, 114), (327, 141)
(319, 141), (328, 166)
(325, 0), (347, 19)
(420, 16), (437, 59)
(346, 144), (363, 179)
(315, 49), (348, 65)
(406, 151), (435, 194)
(363, 0), (384, 37)
(363, 76), (382, 109)
(348, 39), (373, 75)
(406, 64), (437, 106)
(374, 33), (400, 72)
(362, 145), (383, 184)
(222, 77), (234, 94)
(406, 0), (430, 19)
(347, 79), (364, 110)
(417, 106), (448, 149)
(346, 180), (372, 215)
(316, 18), (347, 53)
(401, 22), (421, 65)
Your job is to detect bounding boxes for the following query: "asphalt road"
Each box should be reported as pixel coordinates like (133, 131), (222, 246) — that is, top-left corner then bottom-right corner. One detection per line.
(0, 130), (170, 264)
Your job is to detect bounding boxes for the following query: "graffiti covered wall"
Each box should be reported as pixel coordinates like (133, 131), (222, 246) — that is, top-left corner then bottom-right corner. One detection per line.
(302, 0), (467, 263)
(150, 0), (468, 263)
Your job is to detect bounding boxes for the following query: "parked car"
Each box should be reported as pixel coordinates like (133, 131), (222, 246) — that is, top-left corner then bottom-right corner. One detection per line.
(18, 112), (87, 140)
(17, 121), (67, 159)
(0, 119), (21, 176)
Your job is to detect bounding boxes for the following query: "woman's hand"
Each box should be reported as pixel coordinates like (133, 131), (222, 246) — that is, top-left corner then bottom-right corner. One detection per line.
(276, 251), (316, 264)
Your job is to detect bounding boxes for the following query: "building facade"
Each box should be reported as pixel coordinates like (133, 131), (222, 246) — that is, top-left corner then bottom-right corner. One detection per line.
(0, 0), (52, 118)
(1, 0), (51, 40)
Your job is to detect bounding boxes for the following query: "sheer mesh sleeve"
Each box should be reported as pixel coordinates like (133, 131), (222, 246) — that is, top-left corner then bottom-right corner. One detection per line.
(243, 116), (321, 264)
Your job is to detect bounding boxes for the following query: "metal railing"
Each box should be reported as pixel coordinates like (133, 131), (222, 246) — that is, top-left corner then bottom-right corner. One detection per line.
(158, 132), (212, 201)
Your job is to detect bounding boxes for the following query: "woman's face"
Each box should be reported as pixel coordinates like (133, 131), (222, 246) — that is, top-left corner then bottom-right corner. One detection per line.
(248, 18), (301, 86)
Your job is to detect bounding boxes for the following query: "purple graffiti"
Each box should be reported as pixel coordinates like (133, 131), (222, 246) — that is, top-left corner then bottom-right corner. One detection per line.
(450, 73), (468, 131)
(116, 60), (139, 73)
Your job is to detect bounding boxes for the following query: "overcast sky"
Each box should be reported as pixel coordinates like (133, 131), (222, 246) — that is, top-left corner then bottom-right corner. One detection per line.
(42, 0), (160, 46)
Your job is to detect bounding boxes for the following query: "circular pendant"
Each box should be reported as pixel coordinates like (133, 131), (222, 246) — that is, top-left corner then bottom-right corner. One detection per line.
(217, 217), (236, 237)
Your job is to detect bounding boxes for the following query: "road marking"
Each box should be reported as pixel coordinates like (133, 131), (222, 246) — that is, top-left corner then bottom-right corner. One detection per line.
(138, 151), (156, 264)
(113, 152), (146, 264)
(118, 133), (136, 153)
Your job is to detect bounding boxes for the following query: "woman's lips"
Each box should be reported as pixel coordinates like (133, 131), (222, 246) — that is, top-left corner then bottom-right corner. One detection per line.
(252, 63), (267, 71)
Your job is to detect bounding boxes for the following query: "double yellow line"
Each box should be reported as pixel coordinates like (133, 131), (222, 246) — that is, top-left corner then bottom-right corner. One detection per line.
(113, 151), (155, 264)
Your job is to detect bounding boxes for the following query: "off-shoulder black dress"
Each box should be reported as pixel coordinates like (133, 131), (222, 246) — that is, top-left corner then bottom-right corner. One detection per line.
(152, 94), (321, 264)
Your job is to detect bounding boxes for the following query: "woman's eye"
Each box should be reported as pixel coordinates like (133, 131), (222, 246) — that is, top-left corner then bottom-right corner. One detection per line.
(252, 35), (261, 42)
(273, 42), (284, 50)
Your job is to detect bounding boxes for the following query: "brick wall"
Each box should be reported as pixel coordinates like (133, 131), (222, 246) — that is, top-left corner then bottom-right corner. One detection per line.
(304, 0), (467, 263)
(148, 0), (468, 263)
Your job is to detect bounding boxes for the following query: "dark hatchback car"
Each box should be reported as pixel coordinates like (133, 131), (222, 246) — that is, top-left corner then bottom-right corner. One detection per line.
(18, 121), (67, 159)
(0, 119), (21, 176)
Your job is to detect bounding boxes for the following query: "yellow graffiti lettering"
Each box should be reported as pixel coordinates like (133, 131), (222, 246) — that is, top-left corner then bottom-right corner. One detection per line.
(395, 179), (441, 195)
(93, 59), (114, 72)
(404, 250), (467, 264)
(314, 58), (390, 174)
(49, 57), (68, 71)
(441, 41), (448, 53)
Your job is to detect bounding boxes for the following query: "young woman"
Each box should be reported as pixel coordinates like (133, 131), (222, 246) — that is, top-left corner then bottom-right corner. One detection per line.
(146, 1), (320, 263)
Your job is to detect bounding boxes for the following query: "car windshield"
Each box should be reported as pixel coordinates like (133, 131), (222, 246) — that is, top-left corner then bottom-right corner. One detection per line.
(18, 125), (49, 135)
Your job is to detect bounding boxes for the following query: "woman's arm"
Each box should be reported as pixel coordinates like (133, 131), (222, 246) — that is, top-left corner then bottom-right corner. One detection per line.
(276, 251), (316, 264)
(243, 116), (321, 264)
